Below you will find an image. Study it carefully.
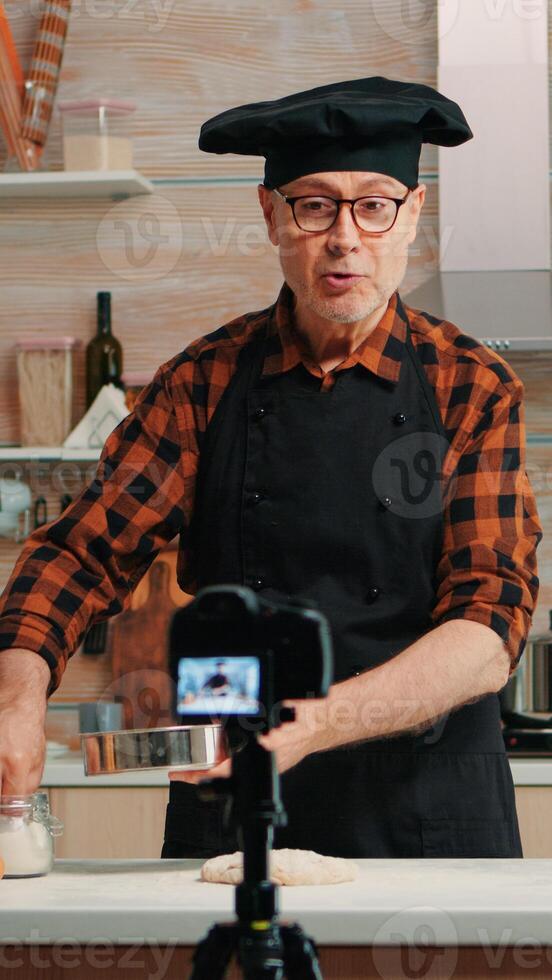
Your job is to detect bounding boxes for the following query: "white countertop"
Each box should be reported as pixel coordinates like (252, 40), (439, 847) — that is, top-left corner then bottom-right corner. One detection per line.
(1, 858), (552, 946)
(40, 751), (552, 787)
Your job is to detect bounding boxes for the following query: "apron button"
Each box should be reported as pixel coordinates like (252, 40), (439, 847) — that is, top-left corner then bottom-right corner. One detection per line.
(251, 577), (265, 590)
(254, 407), (267, 420)
(367, 586), (380, 602)
(250, 490), (264, 505)
(380, 496), (392, 509)
(393, 412), (407, 425)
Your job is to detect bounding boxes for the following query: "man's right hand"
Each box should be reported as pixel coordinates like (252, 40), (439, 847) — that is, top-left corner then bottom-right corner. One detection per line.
(0, 649), (50, 797)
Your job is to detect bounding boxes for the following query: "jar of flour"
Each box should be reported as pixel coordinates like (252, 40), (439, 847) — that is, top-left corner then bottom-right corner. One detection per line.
(0, 792), (64, 878)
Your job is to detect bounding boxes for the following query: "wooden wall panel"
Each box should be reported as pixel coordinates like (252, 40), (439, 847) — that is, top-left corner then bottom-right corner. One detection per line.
(1, 0), (550, 176)
(0, 0), (441, 177)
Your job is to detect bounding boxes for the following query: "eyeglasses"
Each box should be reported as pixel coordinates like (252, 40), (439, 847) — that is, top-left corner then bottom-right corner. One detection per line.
(272, 187), (414, 234)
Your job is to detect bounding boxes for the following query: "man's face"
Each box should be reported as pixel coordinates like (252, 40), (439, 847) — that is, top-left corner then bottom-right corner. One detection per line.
(258, 171), (426, 326)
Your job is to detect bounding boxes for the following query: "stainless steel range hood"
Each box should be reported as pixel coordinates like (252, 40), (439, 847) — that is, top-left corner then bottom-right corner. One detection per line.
(404, 271), (552, 352)
(404, 2), (551, 353)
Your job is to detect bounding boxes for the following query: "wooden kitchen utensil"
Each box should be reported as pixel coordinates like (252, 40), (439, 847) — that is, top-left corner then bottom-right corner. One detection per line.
(20, 1), (72, 148)
(0, 1), (72, 170)
(0, 3), (36, 170)
(109, 559), (183, 730)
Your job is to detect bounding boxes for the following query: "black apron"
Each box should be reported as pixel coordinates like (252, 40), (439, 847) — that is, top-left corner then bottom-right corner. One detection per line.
(162, 293), (522, 859)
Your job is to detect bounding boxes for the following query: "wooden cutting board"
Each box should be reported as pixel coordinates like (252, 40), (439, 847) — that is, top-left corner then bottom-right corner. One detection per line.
(109, 558), (190, 730)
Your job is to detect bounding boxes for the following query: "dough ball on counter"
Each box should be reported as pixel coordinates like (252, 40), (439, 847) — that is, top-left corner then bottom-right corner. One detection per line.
(201, 848), (358, 886)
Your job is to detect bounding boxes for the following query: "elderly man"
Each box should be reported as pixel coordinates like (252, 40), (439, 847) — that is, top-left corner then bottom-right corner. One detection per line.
(0, 77), (542, 860)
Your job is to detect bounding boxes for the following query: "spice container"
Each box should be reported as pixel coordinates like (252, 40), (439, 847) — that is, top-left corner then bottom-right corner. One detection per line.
(0, 792), (64, 878)
(58, 99), (137, 171)
(15, 336), (81, 446)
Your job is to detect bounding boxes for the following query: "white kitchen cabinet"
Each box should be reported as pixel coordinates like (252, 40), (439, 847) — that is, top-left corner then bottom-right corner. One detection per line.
(515, 787), (552, 858)
(47, 787), (169, 859)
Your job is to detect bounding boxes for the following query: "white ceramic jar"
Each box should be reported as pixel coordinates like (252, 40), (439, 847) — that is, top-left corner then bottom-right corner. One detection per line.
(0, 792), (64, 878)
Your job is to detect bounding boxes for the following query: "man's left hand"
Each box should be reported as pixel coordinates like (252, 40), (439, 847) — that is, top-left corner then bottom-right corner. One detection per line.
(168, 698), (330, 785)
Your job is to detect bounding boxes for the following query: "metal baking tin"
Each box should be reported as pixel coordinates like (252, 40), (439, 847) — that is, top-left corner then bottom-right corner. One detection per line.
(81, 724), (221, 775)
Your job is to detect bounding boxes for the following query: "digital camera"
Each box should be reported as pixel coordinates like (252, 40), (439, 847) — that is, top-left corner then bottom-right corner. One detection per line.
(168, 585), (333, 728)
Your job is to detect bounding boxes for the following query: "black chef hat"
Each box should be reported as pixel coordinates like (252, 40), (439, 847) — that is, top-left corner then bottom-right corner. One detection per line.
(199, 76), (473, 190)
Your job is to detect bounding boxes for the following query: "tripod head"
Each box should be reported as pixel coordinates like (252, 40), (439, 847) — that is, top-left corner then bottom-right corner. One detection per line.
(167, 584), (332, 734)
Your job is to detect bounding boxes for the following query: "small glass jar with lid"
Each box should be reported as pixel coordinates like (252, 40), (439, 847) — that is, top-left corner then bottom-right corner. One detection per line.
(0, 792), (64, 878)
(57, 99), (137, 171)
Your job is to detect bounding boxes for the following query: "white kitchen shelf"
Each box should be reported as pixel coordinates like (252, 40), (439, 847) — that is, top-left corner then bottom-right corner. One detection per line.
(0, 169), (154, 199)
(0, 446), (101, 462)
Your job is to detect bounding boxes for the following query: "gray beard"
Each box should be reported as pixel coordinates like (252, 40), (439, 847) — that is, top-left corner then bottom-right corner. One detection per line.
(295, 283), (390, 325)
(284, 260), (407, 326)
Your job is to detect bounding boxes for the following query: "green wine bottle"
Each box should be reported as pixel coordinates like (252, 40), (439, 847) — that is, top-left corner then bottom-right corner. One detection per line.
(86, 292), (123, 408)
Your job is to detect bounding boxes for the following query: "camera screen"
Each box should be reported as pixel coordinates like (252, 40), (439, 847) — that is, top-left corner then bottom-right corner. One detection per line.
(176, 656), (261, 716)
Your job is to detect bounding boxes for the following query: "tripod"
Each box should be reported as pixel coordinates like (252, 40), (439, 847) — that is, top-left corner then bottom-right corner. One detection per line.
(189, 728), (324, 980)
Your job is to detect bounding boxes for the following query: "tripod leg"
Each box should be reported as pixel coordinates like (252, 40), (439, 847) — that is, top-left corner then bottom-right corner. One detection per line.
(189, 923), (238, 980)
(280, 924), (324, 980)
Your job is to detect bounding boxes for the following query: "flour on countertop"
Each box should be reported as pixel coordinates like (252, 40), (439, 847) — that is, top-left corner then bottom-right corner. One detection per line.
(201, 848), (358, 886)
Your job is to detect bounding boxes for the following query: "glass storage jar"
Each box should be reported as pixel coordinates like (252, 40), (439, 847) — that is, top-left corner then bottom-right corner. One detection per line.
(0, 792), (64, 878)
(15, 336), (81, 446)
(57, 99), (137, 171)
